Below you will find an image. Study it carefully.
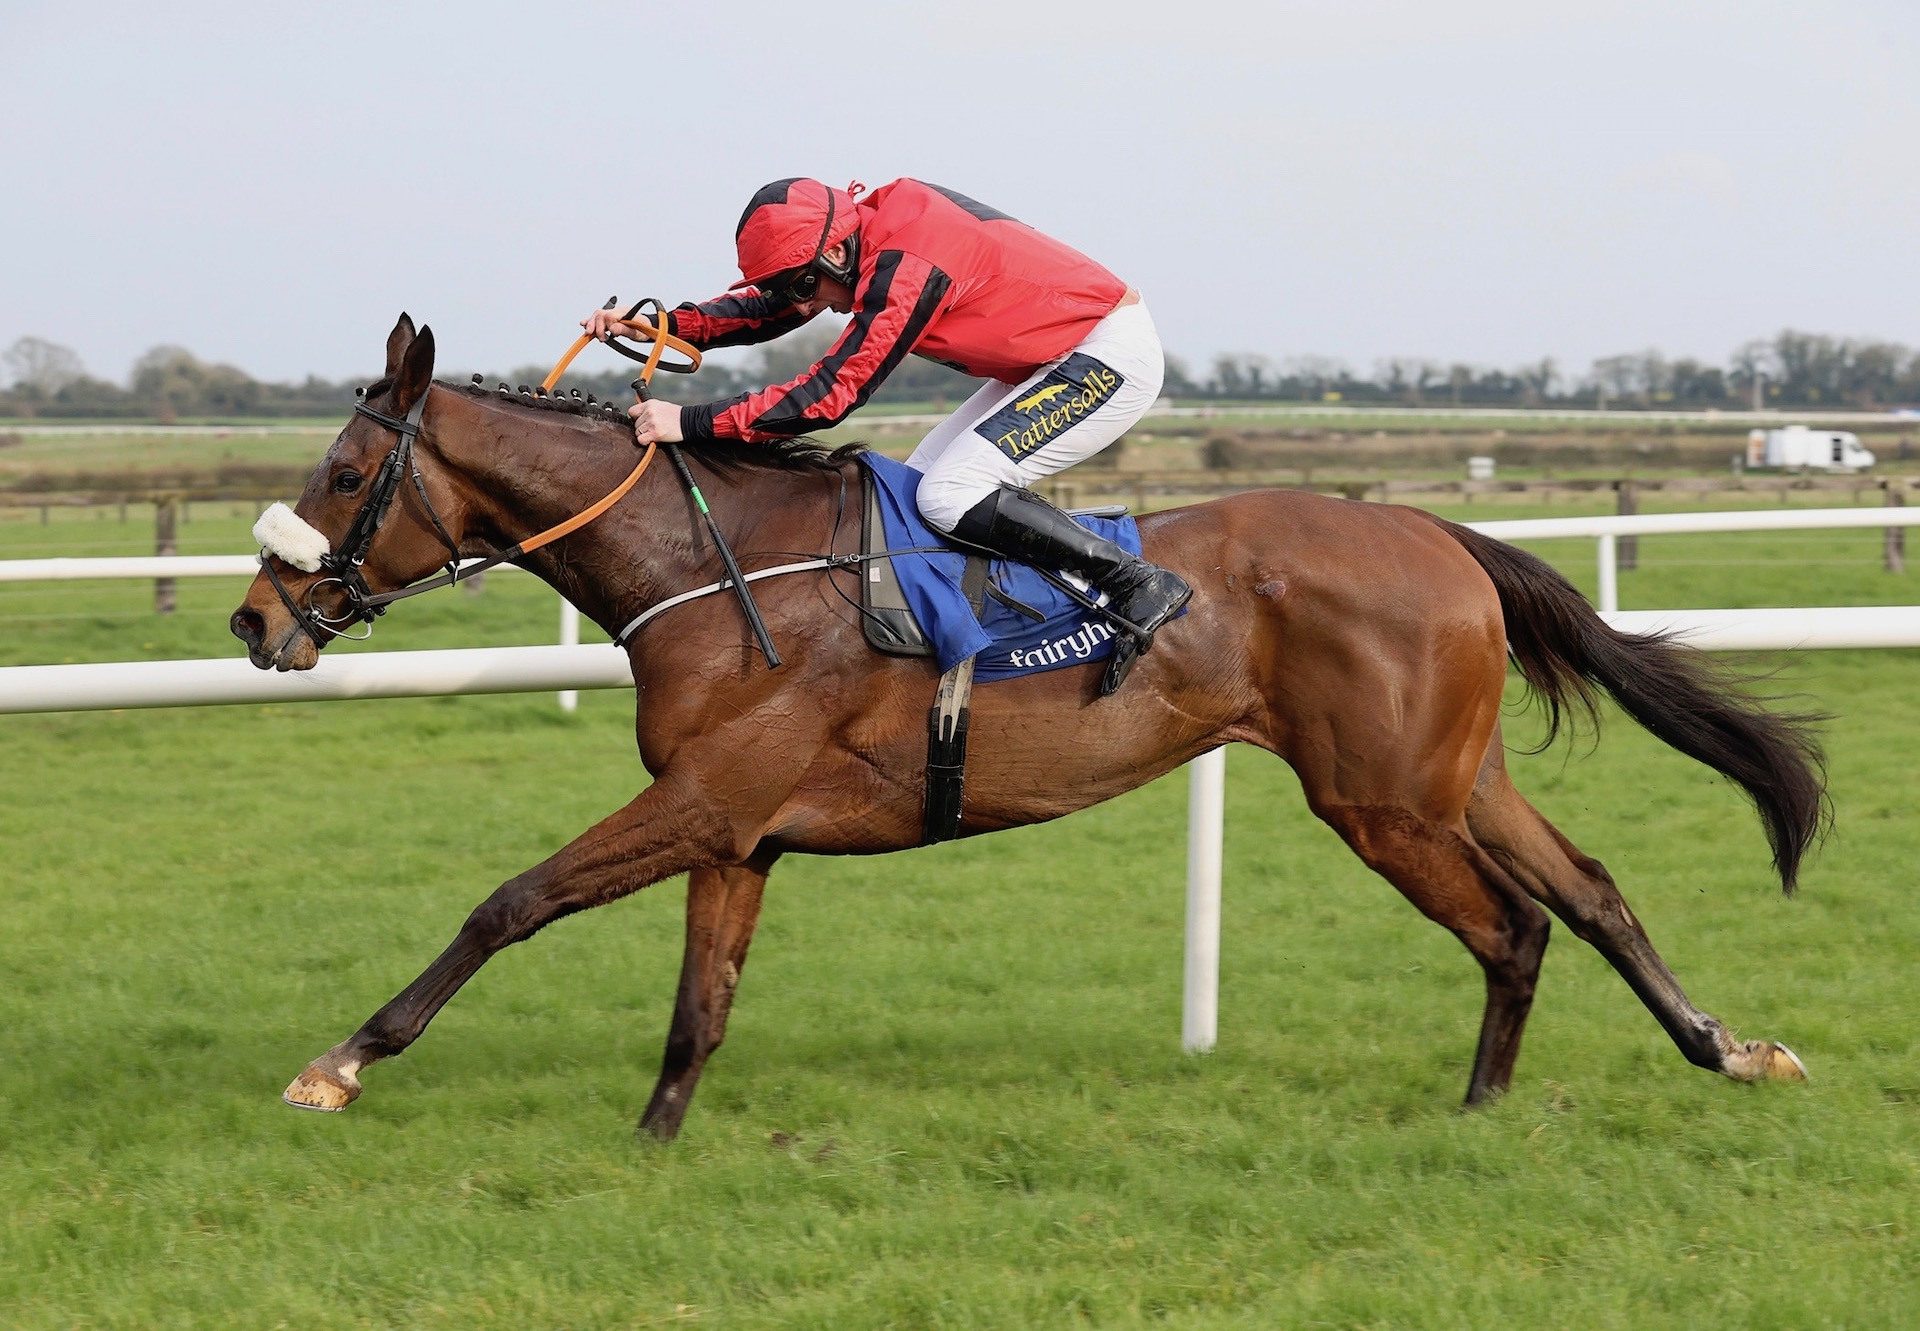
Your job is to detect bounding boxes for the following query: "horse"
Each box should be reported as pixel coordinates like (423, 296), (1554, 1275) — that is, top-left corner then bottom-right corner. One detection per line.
(229, 315), (1827, 1140)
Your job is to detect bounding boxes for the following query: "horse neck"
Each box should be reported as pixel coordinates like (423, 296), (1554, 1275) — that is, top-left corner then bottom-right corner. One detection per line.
(427, 389), (813, 638)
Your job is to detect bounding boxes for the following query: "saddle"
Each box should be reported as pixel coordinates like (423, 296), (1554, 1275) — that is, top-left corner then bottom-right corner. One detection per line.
(862, 478), (976, 658)
(856, 475), (1125, 659)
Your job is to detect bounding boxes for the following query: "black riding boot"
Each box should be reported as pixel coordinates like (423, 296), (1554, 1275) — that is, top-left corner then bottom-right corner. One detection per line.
(950, 486), (1192, 695)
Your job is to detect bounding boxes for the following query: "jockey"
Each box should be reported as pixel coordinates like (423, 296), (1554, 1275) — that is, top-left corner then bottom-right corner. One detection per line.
(586, 176), (1190, 691)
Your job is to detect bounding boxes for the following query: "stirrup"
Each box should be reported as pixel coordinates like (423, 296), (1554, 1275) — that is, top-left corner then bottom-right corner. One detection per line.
(1098, 578), (1191, 696)
(1102, 634), (1146, 695)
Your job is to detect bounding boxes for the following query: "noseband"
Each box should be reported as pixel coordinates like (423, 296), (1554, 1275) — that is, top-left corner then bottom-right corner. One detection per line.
(260, 390), (462, 647)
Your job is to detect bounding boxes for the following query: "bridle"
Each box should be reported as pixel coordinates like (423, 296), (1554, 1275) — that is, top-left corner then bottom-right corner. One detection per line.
(260, 389), (460, 645)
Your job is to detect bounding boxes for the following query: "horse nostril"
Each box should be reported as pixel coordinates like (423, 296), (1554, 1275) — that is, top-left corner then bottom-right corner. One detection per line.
(231, 608), (266, 646)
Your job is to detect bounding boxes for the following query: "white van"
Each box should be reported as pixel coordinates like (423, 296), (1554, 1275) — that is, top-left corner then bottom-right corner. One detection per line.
(1745, 426), (1876, 472)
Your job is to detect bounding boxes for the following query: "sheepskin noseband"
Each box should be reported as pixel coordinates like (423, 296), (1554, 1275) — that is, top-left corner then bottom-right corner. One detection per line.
(253, 502), (331, 573)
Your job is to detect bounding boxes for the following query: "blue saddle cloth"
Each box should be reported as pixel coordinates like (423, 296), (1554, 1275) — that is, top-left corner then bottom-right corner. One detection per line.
(861, 453), (1142, 681)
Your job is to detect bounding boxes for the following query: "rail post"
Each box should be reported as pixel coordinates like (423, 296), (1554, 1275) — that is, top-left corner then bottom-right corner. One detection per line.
(1615, 479), (1639, 570)
(1183, 747), (1225, 1054)
(1596, 533), (1619, 613)
(558, 599), (580, 712)
(154, 496), (177, 615)
(1885, 480), (1906, 575)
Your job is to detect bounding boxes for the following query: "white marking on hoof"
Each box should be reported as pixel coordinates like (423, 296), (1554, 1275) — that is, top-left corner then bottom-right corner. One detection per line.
(1768, 1042), (1810, 1082)
(282, 1063), (362, 1112)
(1723, 1038), (1810, 1084)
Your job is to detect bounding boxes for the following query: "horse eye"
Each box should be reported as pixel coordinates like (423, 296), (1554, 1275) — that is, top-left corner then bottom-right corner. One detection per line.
(333, 470), (364, 495)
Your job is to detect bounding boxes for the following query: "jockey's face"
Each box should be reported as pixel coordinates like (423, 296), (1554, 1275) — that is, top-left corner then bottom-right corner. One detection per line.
(795, 241), (856, 318)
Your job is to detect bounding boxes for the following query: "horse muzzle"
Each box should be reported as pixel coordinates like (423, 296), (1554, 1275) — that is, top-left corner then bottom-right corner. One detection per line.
(230, 602), (322, 672)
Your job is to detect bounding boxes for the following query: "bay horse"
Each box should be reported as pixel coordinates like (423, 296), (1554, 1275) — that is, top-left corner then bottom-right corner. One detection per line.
(230, 316), (1826, 1140)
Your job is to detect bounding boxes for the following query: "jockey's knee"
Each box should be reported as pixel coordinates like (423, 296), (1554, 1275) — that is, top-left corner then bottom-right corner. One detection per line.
(916, 474), (1003, 534)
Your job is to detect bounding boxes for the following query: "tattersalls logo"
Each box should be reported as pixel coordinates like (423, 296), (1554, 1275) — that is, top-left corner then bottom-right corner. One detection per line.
(975, 353), (1125, 461)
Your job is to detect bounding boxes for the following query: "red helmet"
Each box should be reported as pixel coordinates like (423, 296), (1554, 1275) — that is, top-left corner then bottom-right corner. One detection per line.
(733, 178), (863, 288)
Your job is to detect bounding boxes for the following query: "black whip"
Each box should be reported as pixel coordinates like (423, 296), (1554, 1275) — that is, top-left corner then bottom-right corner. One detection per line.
(635, 377), (782, 669)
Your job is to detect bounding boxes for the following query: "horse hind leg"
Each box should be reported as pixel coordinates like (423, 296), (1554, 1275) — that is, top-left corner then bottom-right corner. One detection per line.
(1313, 801), (1552, 1107)
(1466, 769), (1808, 1085)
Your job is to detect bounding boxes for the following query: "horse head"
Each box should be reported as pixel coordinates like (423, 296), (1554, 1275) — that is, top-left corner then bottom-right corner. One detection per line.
(230, 313), (469, 671)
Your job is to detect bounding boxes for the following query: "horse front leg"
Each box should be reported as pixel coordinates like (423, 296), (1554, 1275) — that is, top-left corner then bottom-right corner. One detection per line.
(638, 851), (778, 1141)
(281, 771), (755, 1113)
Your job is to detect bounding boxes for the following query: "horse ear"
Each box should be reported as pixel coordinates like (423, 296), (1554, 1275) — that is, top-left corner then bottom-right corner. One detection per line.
(392, 325), (435, 412)
(383, 312), (417, 379)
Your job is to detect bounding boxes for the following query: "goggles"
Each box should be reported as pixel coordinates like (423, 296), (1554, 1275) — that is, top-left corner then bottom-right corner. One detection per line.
(763, 265), (823, 306)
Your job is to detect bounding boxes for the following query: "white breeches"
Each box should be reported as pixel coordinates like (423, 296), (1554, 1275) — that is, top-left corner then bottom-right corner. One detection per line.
(906, 299), (1164, 531)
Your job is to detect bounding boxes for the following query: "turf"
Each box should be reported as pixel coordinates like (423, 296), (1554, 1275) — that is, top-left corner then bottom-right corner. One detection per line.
(1, 502), (1917, 1328)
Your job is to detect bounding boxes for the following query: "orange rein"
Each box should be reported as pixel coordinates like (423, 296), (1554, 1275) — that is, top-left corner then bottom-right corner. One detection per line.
(539, 300), (703, 394)
(514, 301), (705, 557)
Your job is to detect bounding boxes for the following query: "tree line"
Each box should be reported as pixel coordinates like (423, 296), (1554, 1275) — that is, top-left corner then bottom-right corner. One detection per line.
(1190, 329), (1920, 409)
(4, 327), (1917, 420)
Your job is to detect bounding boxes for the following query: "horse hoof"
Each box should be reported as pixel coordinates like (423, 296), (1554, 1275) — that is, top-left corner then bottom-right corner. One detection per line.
(1725, 1039), (1809, 1084)
(283, 1064), (361, 1112)
(1763, 1042), (1809, 1082)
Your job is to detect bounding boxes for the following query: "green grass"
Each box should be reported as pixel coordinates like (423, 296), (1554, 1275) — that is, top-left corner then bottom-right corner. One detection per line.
(2, 498), (1918, 1328)
(0, 429), (335, 484)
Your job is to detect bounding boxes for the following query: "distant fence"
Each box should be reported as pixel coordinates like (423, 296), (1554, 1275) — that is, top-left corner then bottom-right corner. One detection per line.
(1045, 469), (1913, 516)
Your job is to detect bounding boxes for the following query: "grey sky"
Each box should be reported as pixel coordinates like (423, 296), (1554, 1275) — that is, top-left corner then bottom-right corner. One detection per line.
(4, 1), (1916, 389)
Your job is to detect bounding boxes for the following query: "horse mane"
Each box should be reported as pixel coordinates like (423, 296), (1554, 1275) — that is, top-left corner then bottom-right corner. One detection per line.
(425, 376), (854, 474)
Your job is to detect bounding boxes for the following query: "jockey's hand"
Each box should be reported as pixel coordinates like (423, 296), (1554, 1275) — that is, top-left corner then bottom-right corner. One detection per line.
(581, 307), (632, 342)
(628, 398), (684, 447)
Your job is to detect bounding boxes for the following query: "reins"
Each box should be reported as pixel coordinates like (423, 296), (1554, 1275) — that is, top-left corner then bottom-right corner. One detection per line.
(373, 299), (706, 599)
(546, 296), (783, 668)
(540, 296), (700, 394)
(407, 304), (704, 580)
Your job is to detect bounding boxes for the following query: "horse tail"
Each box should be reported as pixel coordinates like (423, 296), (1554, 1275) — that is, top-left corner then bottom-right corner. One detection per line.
(1432, 516), (1830, 894)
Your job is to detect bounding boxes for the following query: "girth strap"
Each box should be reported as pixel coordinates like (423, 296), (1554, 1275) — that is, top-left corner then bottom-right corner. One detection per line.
(922, 554), (990, 845)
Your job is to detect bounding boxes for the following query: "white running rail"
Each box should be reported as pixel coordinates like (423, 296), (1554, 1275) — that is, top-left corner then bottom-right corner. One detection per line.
(0, 555), (587, 711)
